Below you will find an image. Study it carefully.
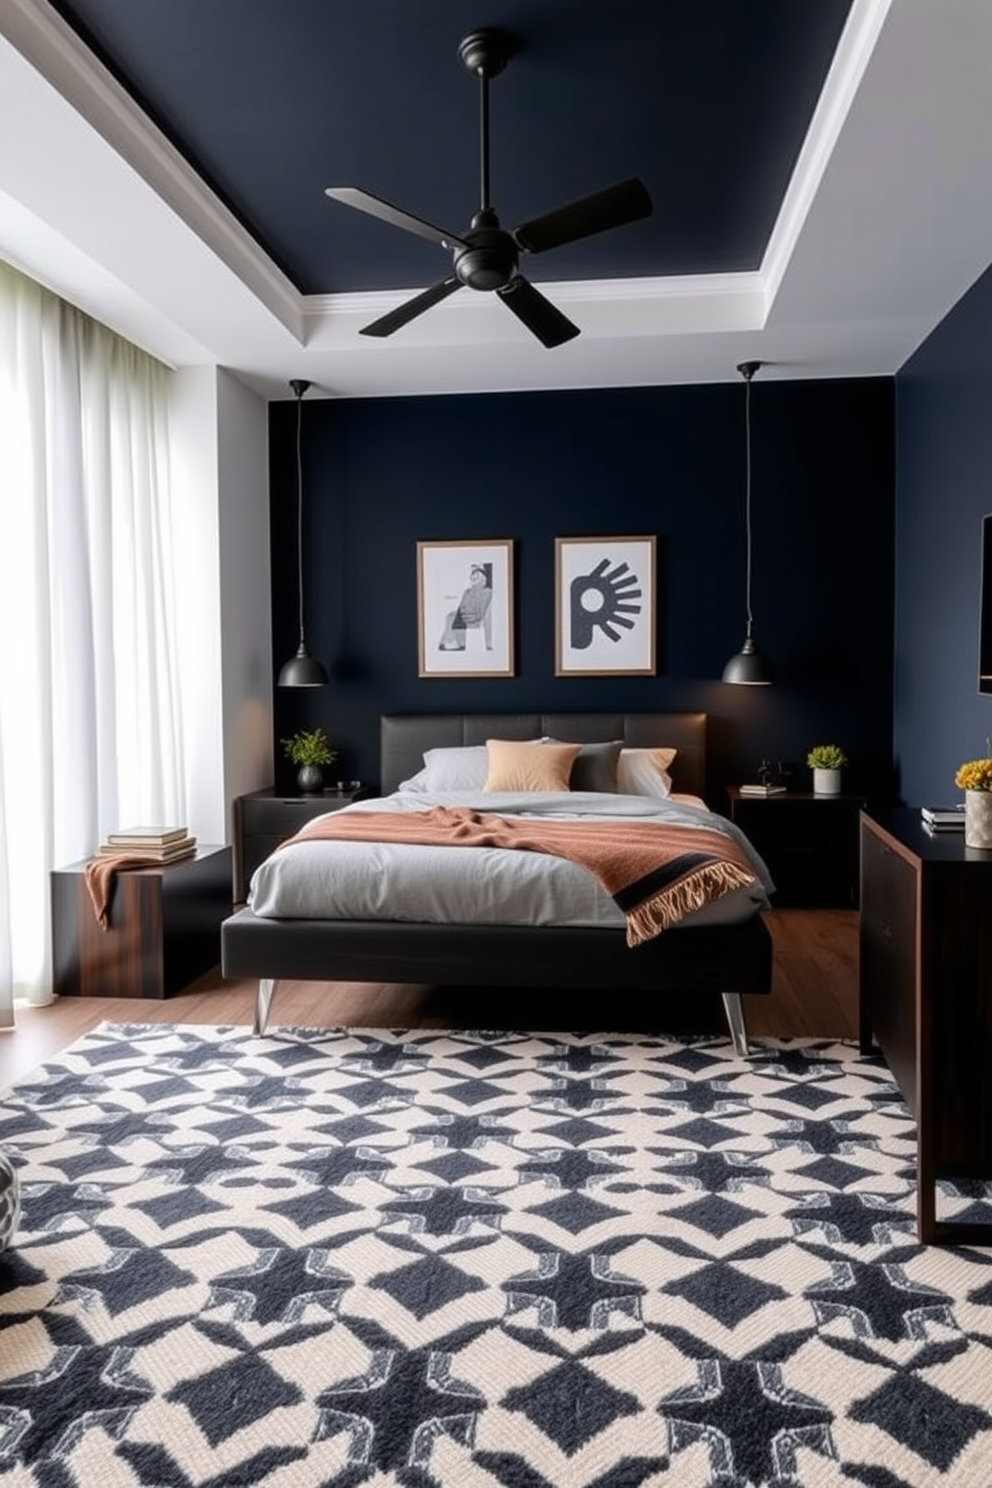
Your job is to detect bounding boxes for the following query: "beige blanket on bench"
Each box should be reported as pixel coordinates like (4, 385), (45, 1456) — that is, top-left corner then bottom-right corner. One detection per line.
(280, 806), (757, 947)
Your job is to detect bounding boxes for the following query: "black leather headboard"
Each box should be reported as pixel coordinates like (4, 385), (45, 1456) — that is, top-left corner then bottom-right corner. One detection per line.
(380, 713), (708, 798)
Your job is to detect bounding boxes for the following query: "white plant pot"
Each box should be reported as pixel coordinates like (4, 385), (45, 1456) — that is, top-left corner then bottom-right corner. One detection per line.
(964, 789), (992, 849)
(813, 768), (841, 795)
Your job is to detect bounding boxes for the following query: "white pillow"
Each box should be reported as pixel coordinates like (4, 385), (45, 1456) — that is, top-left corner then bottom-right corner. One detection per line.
(399, 741), (545, 793)
(616, 747), (676, 798)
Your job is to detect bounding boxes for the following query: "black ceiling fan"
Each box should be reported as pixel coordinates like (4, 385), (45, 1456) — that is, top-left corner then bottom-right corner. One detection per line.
(325, 29), (652, 349)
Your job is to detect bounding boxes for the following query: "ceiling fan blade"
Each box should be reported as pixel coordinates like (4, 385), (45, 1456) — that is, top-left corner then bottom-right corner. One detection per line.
(361, 277), (462, 338)
(497, 276), (580, 349)
(325, 187), (467, 251)
(513, 177), (652, 255)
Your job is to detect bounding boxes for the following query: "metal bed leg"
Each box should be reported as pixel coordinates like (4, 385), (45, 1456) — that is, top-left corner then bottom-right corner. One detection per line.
(254, 977), (277, 1036)
(721, 992), (750, 1058)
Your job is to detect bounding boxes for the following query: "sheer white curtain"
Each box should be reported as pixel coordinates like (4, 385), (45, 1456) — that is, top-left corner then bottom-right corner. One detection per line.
(0, 260), (186, 1021)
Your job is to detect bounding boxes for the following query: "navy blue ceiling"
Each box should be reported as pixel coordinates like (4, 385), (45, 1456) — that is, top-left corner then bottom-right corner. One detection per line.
(48, 0), (853, 296)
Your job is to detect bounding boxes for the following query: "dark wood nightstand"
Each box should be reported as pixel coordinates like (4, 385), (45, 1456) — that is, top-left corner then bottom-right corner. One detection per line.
(234, 788), (366, 901)
(51, 845), (232, 998)
(726, 787), (864, 907)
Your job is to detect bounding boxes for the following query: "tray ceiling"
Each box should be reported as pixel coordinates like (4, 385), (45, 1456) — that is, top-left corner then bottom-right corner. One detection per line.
(43, 0), (852, 295)
(3, 0), (992, 399)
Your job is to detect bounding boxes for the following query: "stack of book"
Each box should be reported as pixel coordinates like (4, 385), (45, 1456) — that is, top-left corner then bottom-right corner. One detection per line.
(920, 804), (965, 832)
(97, 825), (197, 861)
(739, 783), (787, 796)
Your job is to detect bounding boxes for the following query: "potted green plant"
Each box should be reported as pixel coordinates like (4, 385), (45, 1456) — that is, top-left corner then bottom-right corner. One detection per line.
(955, 749), (992, 848)
(281, 727), (338, 794)
(807, 743), (848, 796)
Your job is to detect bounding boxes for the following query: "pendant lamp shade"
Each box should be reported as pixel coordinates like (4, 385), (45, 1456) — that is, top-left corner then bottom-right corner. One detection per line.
(722, 360), (772, 685)
(278, 643), (329, 688)
(722, 635), (771, 685)
(278, 379), (328, 687)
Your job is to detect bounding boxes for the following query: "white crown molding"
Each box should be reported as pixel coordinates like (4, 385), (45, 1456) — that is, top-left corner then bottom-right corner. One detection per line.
(761, 0), (892, 305)
(305, 270), (762, 316)
(301, 271), (766, 347)
(0, 0), (303, 340)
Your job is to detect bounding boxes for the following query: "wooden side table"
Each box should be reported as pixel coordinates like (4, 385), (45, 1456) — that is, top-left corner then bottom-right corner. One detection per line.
(51, 845), (232, 999)
(860, 809), (992, 1243)
(726, 787), (864, 907)
(234, 788), (366, 901)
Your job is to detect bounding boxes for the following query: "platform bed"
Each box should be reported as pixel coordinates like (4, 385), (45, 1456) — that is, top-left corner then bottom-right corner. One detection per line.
(221, 712), (773, 1052)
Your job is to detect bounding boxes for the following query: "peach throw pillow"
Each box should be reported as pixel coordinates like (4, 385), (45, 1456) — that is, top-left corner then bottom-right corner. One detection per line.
(483, 739), (580, 793)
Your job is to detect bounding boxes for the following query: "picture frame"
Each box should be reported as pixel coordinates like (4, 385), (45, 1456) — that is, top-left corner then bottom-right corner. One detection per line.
(555, 534), (656, 675)
(417, 539), (515, 677)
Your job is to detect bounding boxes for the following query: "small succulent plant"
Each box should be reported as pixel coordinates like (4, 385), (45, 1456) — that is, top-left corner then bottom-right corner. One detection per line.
(806, 744), (847, 771)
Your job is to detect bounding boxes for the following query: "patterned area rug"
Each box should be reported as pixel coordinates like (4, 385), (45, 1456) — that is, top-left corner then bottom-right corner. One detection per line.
(2, 1023), (992, 1488)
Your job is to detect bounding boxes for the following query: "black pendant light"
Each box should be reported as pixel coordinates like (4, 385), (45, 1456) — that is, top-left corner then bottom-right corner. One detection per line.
(278, 379), (328, 687)
(722, 360), (773, 685)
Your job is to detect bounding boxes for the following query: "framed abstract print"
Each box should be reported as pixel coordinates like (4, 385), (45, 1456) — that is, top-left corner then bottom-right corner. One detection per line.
(555, 534), (656, 675)
(417, 539), (515, 677)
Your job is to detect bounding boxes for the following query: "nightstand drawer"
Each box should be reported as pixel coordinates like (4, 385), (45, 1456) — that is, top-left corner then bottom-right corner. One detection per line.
(234, 790), (358, 900)
(242, 796), (349, 833)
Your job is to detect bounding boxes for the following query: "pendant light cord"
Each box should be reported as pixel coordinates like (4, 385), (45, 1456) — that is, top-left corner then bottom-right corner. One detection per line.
(743, 370), (753, 640)
(294, 386), (306, 648)
(722, 359), (770, 685)
(736, 359), (760, 642)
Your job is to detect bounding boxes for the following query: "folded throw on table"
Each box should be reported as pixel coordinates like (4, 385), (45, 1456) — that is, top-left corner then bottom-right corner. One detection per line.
(280, 806), (757, 946)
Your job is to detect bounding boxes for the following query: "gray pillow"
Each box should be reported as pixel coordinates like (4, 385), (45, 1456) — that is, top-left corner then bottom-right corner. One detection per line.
(567, 740), (623, 792)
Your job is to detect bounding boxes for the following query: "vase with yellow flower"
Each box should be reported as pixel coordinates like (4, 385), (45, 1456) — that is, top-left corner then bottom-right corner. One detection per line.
(955, 751), (992, 848)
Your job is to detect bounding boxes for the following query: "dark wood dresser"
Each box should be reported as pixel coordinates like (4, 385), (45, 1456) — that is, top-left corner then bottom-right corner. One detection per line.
(859, 809), (992, 1243)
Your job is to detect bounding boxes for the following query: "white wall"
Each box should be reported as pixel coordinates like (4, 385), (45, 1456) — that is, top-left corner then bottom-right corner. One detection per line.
(168, 366), (225, 847)
(167, 366), (272, 870)
(217, 367), (273, 827)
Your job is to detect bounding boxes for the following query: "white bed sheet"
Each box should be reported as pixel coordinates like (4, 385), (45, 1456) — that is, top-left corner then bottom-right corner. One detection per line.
(248, 790), (774, 930)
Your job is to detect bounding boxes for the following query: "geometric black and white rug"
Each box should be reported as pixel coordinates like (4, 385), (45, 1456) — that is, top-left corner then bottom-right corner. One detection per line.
(2, 1022), (991, 1488)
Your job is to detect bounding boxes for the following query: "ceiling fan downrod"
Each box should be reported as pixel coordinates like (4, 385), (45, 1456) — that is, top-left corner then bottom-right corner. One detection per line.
(454, 30), (517, 290)
(458, 29), (511, 216)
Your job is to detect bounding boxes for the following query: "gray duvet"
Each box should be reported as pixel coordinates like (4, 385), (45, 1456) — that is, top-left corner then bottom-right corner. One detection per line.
(248, 789), (774, 930)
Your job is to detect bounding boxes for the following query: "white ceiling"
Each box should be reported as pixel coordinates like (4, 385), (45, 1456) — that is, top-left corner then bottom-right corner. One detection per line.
(2, 0), (992, 401)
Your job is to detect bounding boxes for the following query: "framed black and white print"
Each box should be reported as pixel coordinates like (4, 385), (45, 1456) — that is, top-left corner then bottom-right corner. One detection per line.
(417, 539), (515, 677)
(555, 535), (656, 675)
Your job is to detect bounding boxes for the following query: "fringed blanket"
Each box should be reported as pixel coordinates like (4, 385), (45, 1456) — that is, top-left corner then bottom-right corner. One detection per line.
(281, 806), (757, 946)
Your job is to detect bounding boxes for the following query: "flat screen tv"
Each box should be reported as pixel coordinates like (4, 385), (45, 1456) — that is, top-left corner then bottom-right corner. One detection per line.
(981, 513), (992, 695)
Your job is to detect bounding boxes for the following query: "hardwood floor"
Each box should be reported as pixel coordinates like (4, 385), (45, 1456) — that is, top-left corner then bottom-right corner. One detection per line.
(0, 908), (859, 1087)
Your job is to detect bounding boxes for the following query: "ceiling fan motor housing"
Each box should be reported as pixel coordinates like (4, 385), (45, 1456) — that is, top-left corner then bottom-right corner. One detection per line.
(454, 209), (518, 290)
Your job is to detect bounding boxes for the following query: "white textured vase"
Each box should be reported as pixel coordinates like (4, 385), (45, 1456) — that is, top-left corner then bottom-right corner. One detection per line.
(964, 789), (992, 849)
(813, 768), (841, 795)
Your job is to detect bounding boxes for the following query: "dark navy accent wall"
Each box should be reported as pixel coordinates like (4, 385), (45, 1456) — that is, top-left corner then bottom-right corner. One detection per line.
(895, 263), (992, 805)
(270, 378), (894, 803)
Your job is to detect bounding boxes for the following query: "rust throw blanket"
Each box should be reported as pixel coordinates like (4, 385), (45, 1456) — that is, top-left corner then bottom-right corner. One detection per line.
(281, 807), (757, 947)
(84, 854), (158, 930)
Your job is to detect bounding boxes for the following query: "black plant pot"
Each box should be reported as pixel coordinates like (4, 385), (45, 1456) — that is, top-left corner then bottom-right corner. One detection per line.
(296, 765), (324, 795)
